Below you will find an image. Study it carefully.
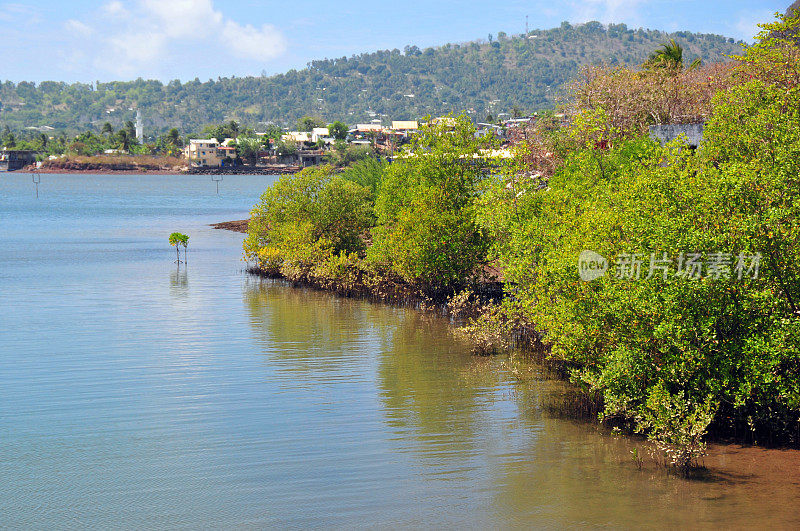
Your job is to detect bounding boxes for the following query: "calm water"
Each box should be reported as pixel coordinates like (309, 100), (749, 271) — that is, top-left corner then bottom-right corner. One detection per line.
(1, 173), (798, 528)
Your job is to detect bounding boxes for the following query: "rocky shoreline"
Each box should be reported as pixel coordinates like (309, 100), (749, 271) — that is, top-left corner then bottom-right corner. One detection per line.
(188, 165), (301, 175)
(210, 219), (250, 233)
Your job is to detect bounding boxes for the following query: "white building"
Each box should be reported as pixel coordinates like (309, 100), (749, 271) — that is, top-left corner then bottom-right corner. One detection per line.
(281, 128), (331, 144)
(135, 110), (144, 143)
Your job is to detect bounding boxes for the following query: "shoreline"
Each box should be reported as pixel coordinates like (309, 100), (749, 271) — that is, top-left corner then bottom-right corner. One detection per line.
(211, 219), (250, 233)
(23, 164), (302, 176)
(29, 167), (180, 175)
(214, 217), (800, 455)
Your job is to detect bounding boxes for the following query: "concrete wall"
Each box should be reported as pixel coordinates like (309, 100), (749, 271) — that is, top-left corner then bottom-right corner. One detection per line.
(648, 124), (705, 148)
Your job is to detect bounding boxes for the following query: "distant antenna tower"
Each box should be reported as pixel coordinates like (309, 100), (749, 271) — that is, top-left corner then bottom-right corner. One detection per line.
(525, 15), (529, 36)
(135, 110), (144, 143)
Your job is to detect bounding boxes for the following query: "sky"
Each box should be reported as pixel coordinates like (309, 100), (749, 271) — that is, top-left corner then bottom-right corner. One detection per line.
(0, 0), (790, 83)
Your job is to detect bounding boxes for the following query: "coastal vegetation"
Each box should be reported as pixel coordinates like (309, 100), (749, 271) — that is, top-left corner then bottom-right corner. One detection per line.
(3, 122), (185, 159)
(245, 12), (800, 469)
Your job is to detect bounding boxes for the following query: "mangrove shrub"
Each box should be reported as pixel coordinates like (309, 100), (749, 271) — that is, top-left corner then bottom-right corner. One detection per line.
(368, 115), (498, 290)
(244, 165), (374, 281)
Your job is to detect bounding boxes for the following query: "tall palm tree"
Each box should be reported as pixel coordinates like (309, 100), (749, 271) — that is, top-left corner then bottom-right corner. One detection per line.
(117, 130), (131, 152)
(228, 120), (240, 141)
(166, 128), (182, 148)
(644, 39), (701, 71)
(101, 122), (114, 136)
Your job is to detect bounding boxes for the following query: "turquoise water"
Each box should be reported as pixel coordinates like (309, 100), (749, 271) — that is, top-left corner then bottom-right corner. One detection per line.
(1, 173), (798, 529)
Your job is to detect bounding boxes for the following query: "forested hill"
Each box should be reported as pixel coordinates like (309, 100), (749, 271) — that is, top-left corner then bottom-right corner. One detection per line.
(0, 22), (742, 134)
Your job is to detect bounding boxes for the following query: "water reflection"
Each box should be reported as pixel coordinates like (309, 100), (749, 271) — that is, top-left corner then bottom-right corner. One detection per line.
(244, 278), (499, 447)
(244, 278), (380, 377)
(169, 267), (188, 296)
(376, 311), (508, 465)
(243, 278), (800, 528)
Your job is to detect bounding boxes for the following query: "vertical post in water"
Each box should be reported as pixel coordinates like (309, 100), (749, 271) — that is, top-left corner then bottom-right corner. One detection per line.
(212, 175), (223, 195)
(32, 173), (41, 199)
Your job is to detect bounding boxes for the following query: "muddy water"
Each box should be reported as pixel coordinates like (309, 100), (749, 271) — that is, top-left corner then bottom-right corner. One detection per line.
(1, 173), (798, 528)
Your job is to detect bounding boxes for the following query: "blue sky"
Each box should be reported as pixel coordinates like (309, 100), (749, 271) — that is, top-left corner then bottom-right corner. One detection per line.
(0, 0), (789, 83)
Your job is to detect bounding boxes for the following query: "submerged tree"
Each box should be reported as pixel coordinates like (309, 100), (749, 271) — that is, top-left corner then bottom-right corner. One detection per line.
(181, 234), (189, 263)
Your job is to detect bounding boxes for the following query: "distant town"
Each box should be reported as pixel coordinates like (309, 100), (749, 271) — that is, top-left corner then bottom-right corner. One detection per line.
(0, 113), (564, 173)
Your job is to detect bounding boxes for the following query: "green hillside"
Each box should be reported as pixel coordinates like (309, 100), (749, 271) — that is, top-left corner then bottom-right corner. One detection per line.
(0, 22), (742, 135)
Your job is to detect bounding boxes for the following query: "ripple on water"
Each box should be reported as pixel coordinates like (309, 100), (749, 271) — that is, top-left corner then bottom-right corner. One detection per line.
(1, 174), (799, 528)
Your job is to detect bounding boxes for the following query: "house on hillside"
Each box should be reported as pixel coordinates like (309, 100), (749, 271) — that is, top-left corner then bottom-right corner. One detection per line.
(476, 123), (504, 139)
(217, 145), (238, 165)
(281, 131), (311, 144)
(351, 123), (383, 135)
(311, 128), (332, 143)
(649, 124), (705, 149)
(391, 121), (418, 139)
(281, 128), (332, 146)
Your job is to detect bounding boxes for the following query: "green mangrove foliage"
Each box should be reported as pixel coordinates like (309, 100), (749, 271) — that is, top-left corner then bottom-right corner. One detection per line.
(244, 165), (374, 283)
(169, 232), (189, 263)
(368, 116), (498, 289)
(245, 115), (501, 296)
(475, 12), (800, 467)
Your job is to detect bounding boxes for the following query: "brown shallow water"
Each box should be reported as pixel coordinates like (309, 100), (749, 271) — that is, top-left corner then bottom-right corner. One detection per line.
(244, 283), (800, 528)
(483, 360), (800, 529)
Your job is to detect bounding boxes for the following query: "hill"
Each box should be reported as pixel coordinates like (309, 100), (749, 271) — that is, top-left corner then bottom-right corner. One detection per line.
(0, 22), (743, 135)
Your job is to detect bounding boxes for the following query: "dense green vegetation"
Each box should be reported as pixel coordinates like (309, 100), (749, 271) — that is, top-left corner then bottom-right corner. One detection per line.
(482, 14), (800, 466)
(244, 116), (499, 292)
(0, 23), (741, 135)
(1, 120), (184, 158)
(245, 13), (800, 469)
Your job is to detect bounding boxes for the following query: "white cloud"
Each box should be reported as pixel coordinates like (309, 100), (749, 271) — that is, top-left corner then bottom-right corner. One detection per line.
(572, 0), (647, 24)
(63, 0), (286, 78)
(109, 32), (167, 63)
(65, 19), (93, 37)
(102, 1), (128, 17)
(221, 21), (286, 60)
(140, 0), (223, 39)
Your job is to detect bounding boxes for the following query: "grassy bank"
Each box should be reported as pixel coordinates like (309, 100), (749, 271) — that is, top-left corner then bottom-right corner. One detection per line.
(37, 154), (184, 173)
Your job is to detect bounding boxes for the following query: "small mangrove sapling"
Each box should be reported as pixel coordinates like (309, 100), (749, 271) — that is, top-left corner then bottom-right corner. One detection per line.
(169, 232), (189, 264)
